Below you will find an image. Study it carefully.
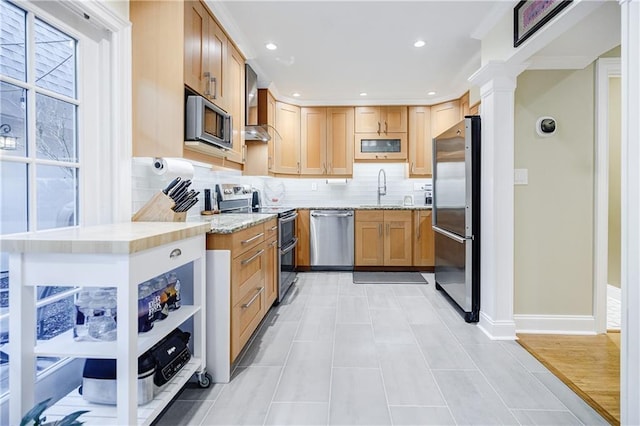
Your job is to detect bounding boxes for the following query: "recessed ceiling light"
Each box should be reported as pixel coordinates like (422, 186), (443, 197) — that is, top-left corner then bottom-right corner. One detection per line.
(292, 93), (301, 97)
(265, 42), (277, 50)
(414, 40), (426, 48)
(427, 91), (436, 96)
(360, 92), (367, 97)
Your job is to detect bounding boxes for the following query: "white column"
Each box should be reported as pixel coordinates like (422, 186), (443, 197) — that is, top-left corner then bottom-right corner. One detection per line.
(620, 0), (640, 423)
(469, 61), (525, 340)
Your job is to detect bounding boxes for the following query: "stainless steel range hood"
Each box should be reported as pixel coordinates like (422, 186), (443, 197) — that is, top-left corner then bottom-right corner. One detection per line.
(245, 64), (271, 142)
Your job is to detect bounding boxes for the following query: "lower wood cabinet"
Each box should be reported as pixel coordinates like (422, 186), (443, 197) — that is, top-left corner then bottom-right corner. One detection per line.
(413, 210), (435, 267)
(296, 209), (310, 267)
(355, 210), (412, 266)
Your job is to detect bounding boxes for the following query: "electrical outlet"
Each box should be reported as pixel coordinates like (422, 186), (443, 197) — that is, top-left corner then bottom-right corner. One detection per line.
(514, 169), (528, 185)
(413, 182), (425, 191)
(311, 183), (317, 191)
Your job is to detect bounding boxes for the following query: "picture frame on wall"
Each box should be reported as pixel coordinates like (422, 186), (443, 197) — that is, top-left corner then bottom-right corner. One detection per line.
(513, 0), (573, 47)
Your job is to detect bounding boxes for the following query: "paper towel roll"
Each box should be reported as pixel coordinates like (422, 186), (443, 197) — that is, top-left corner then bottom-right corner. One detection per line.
(326, 178), (348, 185)
(151, 158), (194, 181)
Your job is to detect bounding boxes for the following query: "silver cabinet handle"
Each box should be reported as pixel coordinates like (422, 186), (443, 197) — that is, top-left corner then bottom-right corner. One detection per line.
(169, 248), (182, 258)
(204, 71), (211, 96)
(323, 163), (326, 174)
(241, 232), (264, 245)
(329, 162), (332, 173)
(417, 213), (421, 240)
(377, 122), (381, 135)
(242, 287), (264, 309)
(297, 161), (300, 173)
(269, 240), (277, 247)
(432, 226), (468, 244)
(386, 223), (390, 235)
(270, 225), (278, 231)
(212, 76), (217, 99)
(241, 248), (265, 265)
(411, 162), (415, 173)
(384, 121), (388, 133)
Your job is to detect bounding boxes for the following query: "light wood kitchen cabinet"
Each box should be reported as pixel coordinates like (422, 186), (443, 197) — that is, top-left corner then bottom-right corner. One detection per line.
(459, 91), (470, 119)
(225, 42), (245, 164)
(296, 209), (310, 267)
(431, 100), (461, 138)
(408, 106), (432, 176)
(355, 210), (412, 266)
(354, 133), (407, 161)
(184, 1), (227, 110)
(413, 210), (435, 267)
(355, 106), (407, 134)
(469, 102), (480, 116)
(131, 0), (184, 158)
(208, 222), (268, 362)
(274, 102), (301, 174)
(265, 218), (279, 307)
(300, 107), (354, 175)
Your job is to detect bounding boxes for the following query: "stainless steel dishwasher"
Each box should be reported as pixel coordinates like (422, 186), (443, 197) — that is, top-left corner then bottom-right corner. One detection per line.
(310, 210), (354, 270)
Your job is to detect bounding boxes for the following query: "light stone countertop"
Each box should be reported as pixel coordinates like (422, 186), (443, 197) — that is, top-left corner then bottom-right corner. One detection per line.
(199, 213), (278, 234)
(294, 205), (432, 210)
(0, 221), (211, 254)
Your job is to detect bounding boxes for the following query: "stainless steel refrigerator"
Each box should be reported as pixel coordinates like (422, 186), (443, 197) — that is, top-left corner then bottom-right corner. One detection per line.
(432, 116), (480, 322)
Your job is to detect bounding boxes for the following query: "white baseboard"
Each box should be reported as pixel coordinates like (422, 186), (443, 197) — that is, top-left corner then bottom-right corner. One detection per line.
(478, 311), (517, 340)
(514, 314), (597, 335)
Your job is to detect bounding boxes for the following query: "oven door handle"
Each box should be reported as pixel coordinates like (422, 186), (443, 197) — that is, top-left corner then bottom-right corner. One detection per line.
(310, 212), (353, 218)
(280, 237), (298, 255)
(279, 212), (298, 225)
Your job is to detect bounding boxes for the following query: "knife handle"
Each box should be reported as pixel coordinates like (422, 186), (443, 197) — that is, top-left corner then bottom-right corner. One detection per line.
(162, 176), (181, 194)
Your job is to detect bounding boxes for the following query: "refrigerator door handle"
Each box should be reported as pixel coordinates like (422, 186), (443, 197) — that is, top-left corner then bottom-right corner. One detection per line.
(432, 226), (469, 244)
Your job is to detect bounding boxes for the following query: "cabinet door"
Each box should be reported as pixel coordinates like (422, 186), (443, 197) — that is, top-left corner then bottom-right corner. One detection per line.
(459, 91), (470, 120)
(231, 279), (266, 362)
(296, 209), (310, 267)
(355, 211), (384, 266)
(354, 133), (408, 161)
(431, 100), (461, 138)
(300, 107), (327, 175)
(354, 106), (381, 133)
(326, 107), (354, 175)
(382, 106), (407, 133)
(184, 1), (208, 96)
(274, 102), (301, 174)
(469, 102), (480, 116)
(408, 106), (432, 176)
(384, 211), (412, 266)
(225, 42), (245, 164)
(207, 18), (227, 109)
(132, 0), (184, 158)
(265, 236), (278, 307)
(266, 91), (276, 172)
(413, 210), (435, 267)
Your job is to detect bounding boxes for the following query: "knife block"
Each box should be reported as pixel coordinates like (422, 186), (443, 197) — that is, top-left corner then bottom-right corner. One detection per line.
(132, 192), (187, 222)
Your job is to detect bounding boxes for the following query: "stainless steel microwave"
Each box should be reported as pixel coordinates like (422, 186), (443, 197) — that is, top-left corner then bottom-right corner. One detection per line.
(185, 95), (233, 150)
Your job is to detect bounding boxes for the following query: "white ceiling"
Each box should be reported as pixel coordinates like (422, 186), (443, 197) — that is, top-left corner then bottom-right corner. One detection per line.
(209, 0), (620, 106)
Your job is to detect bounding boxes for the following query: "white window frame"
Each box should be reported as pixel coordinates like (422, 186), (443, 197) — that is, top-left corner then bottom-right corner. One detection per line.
(0, 0), (130, 420)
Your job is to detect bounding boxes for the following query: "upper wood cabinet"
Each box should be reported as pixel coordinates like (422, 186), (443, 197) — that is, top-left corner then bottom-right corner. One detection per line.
(225, 42), (245, 164)
(355, 106), (407, 134)
(131, 0), (185, 158)
(459, 91), (470, 119)
(469, 102), (480, 116)
(408, 106), (432, 177)
(244, 89), (276, 176)
(431, 100), (461, 138)
(184, 1), (227, 110)
(273, 102), (301, 174)
(300, 107), (354, 175)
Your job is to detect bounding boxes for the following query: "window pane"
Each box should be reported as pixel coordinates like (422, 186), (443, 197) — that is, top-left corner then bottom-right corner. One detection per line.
(35, 18), (76, 98)
(0, 0), (26, 81)
(0, 161), (28, 236)
(0, 82), (27, 157)
(36, 93), (77, 162)
(36, 164), (78, 231)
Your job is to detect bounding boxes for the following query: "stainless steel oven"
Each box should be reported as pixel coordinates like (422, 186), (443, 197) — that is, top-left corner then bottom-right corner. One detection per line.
(276, 210), (298, 302)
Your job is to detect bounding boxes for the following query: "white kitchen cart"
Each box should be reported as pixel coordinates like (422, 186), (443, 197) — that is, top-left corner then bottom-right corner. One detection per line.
(1, 222), (211, 426)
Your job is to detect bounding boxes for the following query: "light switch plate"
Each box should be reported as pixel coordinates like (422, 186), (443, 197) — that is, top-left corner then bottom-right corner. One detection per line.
(311, 183), (317, 191)
(413, 182), (425, 191)
(514, 169), (528, 185)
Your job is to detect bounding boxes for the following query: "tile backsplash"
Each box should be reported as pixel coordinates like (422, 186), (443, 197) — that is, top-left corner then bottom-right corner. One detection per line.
(132, 158), (431, 219)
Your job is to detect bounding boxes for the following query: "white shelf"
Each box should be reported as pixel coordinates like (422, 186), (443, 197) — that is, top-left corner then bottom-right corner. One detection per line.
(34, 305), (200, 358)
(42, 357), (202, 426)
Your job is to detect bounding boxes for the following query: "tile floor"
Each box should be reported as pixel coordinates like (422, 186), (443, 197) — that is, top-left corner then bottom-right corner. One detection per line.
(153, 273), (608, 426)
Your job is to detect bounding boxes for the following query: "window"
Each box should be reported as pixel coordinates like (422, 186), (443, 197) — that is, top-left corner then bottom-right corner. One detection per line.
(1, 0), (80, 398)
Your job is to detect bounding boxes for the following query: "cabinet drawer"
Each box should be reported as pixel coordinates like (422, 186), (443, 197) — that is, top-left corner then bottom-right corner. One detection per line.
(231, 284), (266, 362)
(356, 210), (384, 222)
(131, 235), (204, 284)
(231, 224), (265, 255)
(265, 219), (278, 240)
(231, 244), (266, 304)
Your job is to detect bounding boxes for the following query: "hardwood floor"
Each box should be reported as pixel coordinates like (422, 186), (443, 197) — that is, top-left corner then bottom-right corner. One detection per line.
(517, 333), (620, 425)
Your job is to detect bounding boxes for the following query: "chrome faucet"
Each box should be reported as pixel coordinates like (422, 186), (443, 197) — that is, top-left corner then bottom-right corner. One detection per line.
(377, 168), (387, 205)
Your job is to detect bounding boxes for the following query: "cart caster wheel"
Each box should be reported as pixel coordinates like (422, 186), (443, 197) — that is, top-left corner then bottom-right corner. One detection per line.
(198, 372), (212, 388)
